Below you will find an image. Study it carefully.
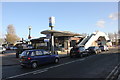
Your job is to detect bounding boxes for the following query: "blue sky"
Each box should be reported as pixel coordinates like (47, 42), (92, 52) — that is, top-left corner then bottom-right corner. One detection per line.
(2, 2), (118, 40)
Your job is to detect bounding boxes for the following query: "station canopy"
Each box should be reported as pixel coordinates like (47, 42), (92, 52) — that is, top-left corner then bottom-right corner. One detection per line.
(41, 30), (82, 37)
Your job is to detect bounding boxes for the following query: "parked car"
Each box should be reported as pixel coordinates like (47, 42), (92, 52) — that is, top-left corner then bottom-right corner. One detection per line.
(70, 46), (88, 58)
(19, 49), (59, 68)
(27, 45), (33, 49)
(87, 46), (101, 54)
(10, 46), (17, 50)
(0, 46), (6, 54)
(99, 45), (109, 51)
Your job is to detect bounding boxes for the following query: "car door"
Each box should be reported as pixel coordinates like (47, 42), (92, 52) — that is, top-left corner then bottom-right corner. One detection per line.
(42, 50), (54, 63)
(33, 50), (45, 64)
(81, 47), (87, 55)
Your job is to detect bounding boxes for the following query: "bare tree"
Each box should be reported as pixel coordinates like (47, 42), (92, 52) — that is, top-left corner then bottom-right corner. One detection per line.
(5, 24), (20, 44)
(108, 33), (115, 41)
(108, 32), (119, 45)
(118, 29), (120, 38)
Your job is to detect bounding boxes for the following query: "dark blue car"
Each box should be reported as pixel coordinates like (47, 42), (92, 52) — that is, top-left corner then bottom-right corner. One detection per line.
(19, 49), (59, 68)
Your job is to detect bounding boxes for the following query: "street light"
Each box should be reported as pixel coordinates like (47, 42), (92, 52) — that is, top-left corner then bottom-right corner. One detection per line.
(28, 26), (32, 39)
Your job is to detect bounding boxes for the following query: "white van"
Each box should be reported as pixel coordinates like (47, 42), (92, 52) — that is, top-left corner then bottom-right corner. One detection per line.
(0, 46), (6, 54)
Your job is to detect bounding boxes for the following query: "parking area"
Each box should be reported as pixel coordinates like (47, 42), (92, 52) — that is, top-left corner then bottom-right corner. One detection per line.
(1, 50), (68, 66)
(1, 47), (119, 66)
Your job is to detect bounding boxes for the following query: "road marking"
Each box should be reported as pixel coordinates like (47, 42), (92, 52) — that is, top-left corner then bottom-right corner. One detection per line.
(114, 70), (119, 76)
(7, 58), (86, 79)
(33, 69), (48, 74)
(117, 74), (120, 80)
(105, 64), (119, 80)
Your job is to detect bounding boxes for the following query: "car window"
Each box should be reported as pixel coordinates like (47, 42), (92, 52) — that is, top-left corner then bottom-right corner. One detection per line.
(21, 51), (29, 57)
(36, 51), (43, 56)
(31, 51), (35, 56)
(88, 47), (95, 49)
(43, 51), (50, 55)
(79, 47), (85, 51)
(96, 47), (98, 49)
(0, 47), (2, 50)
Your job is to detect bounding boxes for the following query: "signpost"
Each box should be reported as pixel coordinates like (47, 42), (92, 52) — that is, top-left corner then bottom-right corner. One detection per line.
(49, 16), (55, 54)
(49, 16), (55, 30)
(44, 39), (49, 42)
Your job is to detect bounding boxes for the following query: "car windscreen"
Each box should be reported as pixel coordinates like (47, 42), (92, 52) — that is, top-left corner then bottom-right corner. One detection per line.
(88, 47), (95, 49)
(79, 47), (85, 51)
(21, 51), (29, 57)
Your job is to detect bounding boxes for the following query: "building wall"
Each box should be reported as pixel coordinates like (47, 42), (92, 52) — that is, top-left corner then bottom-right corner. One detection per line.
(91, 41), (98, 46)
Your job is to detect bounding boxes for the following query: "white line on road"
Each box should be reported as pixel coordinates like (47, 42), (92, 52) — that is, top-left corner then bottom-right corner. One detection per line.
(105, 64), (119, 80)
(33, 69), (48, 74)
(117, 74), (120, 80)
(7, 58), (86, 79)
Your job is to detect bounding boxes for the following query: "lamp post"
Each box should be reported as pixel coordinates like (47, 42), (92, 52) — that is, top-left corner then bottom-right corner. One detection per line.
(28, 26), (32, 39)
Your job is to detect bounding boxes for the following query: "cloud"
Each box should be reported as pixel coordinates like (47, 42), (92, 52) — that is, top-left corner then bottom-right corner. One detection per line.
(109, 12), (120, 20)
(96, 20), (105, 28)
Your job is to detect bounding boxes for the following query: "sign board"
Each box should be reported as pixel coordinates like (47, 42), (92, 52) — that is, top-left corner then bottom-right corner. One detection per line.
(44, 39), (50, 42)
(49, 16), (55, 27)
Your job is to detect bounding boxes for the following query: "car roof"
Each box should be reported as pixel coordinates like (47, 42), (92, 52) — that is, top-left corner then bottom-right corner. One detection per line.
(89, 46), (95, 47)
(24, 49), (47, 52)
(89, 46), (99, 48)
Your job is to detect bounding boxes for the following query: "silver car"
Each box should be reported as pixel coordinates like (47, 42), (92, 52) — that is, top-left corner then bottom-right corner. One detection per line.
(0, 46), (6, 54)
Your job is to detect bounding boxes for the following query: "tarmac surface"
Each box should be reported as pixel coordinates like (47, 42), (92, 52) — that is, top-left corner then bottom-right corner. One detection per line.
(0, 49), (120, 80)
(1, 47), (120, 80)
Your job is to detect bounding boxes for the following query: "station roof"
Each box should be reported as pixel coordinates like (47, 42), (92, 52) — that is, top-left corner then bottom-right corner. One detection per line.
(41, 30), (82, 37)
(30, 37), (45, 43)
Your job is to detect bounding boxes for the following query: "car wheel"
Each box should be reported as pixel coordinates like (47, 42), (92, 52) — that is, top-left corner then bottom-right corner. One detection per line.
(80, 54), (83, 58)
(54, 58), (59, 63)
(21, 65), (26, 68)
(31, 62), (38, 68)
(70, 53), (73, 58)
(2, 51), (5, 54)
(88, 53), (90, 56)
(95, 51), (98, 54)
(70, 55), (73, 58)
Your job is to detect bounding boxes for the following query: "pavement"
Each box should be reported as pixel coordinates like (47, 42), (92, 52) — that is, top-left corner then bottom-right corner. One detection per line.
(1, 50), (68, 66)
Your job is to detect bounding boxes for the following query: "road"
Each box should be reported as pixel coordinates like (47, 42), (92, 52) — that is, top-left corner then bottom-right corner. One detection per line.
(2, 48), (120, 80)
